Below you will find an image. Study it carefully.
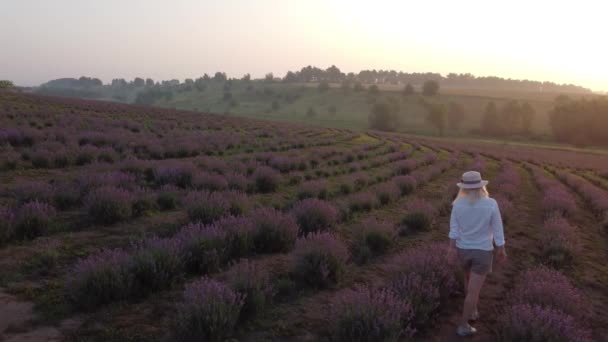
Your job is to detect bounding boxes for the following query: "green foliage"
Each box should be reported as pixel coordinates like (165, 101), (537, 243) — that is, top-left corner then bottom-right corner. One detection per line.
(318, 81), (330, 92)
(447, 102), (465, 130)
(368, 98), (400, 131)
(0, 80), (15, 89)
(550, 96), (608, 146)
(422, 80), (439, 96)
(403, 83), (415, 96)
(368, 84), (379, 95)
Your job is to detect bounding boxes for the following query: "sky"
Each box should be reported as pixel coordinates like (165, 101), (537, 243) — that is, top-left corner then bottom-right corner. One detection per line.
(1, 0), (607, 91)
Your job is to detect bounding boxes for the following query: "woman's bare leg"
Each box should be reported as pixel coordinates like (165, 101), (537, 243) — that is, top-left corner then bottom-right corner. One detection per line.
(460, 272), (486, 327)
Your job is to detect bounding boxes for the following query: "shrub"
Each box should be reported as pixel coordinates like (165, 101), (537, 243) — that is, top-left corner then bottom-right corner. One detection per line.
(347, 192), (378, 212)
(195, 172), (228, 191)
(226, 172), (248, 191)
(85, 186), (133, 225)
(52, 180), (81, 210)
(157, 185), (180, 210)
(153, 164), (196, 188)
(174, 278), (245, 342)
(0, 206), (15, 243)
(387, 243), (457, 328)
(223, 190), (251, 217)
(131, 237), (183, 296)
(184, 191), (229, 224)
(15, 201), (56, 240)
(251, 208), (299, 253)
(225, 259), (273, 320)
(393, 175), (417, 195)
(507, 266), (590, 320)
(493, 194), (514, 223)
(175, 223), (228, 274)
(542, 186), (577, 217)
(351, 218), (396, 264)
(292, 232), (349, 288)
(11, 181), (54, 204)
(400, 199), (435, 233)
(375, 182), (401, 205)
(394, 159), (417, 175)
(296, 180), (329, 200)
(131, 189), (158, 217)
(66, 248), (134, 309)
(252, 166), (280, 193)
(497, 304), (591, 342)
(540, 215), (579, 267)
(329, 286), (414, 342)
(291, 199), (339, 235)
(217, 216), (256, 258)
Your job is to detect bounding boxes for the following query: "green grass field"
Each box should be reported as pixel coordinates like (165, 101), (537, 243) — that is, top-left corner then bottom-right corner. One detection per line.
(154, 81), (579, 138)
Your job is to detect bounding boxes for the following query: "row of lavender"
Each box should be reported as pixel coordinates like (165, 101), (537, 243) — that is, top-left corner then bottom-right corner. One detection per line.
(62, 154), (459, 340)
(498, 163), (593, 340)
(1, 92), (362, 170)
(0, 143), (420, 244)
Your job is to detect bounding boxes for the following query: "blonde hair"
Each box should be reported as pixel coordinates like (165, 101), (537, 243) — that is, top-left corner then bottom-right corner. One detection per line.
(453, 186), (489, 204)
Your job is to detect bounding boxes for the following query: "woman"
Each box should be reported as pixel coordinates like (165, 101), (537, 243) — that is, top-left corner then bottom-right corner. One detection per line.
(448, 170), (507, 336)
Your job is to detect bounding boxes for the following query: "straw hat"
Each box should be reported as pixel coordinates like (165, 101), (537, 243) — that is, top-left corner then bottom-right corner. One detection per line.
(457, 171), (488, 189)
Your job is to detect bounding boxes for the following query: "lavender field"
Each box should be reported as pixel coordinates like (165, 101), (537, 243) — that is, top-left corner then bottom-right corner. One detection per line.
(1, 92), (608, 341)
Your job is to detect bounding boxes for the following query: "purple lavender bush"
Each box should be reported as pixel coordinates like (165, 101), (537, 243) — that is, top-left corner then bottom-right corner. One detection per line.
(174, 223), (228, 274)
(347, 191), (378, 213)
(393, 175), (417, 195)
(66, 248), (134, 309)
(291, 198), (339, 235)
(375, 182), (401, 205)
(216, 216), (256, 258)
(194, 172), (228, 192)
(329, 286), (414, 342)
(85, 186), (133, 224)
(251, 208), (299, 253)
(251, 166), (280, 193)
(497, 304), (591, 342)
(393, 159), (418, 175)
(184, 190), (229, 224)
(387, 243), (458, 328)
(130, 237), (184, 296)
(400, 199), (436, 233)
(225, 259), (274, 320)
(507, 266), (590, 320)
(292, 232), (349, 288)
(351, 218), (396, 264)
(174, 278), (245, 342)
(0, 206), (16, 243)
(541, 215), (579, 267)
(15, 201), (56, 240)
(296, 180), (329, 200)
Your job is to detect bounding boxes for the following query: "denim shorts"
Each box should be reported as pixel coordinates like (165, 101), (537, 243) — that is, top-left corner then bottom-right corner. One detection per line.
(457, 248), (493, 275)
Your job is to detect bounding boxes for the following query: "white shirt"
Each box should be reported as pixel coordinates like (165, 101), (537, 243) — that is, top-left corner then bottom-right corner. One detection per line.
(449, 196), (505, 251)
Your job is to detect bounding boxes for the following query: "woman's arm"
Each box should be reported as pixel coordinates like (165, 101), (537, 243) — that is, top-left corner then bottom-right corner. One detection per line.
(491, 200), (507, 262)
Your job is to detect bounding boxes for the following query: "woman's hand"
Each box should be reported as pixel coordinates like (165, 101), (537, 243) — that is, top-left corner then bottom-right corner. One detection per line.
(496, 245), (507, 263)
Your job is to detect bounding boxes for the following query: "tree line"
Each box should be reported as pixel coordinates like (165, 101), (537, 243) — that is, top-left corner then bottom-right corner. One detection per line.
(549, 96), (608, 146)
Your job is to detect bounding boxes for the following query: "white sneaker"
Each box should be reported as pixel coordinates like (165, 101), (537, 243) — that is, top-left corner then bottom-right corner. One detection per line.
(457, 324), (477, 337)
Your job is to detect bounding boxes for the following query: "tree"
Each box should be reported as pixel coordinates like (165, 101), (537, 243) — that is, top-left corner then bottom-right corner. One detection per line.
(354, 82), (364, 92)
(422, 80), (439, 96)
(402, 83), (415, 96)
(318, 81), (330, 92)
(368, 84), (379, 95)
(133, 77), (145, 87)
(213, 72), (227, 82)
(265, 73), (274, 83)
(242, 73), (251, 82)
(447, 102), (465, 130)
(194, 77), (206, 91)
(369, 99), (400, 131)
(481, 101), (501, 135)
(111, 78), (128, 87)
(306, 106), (317, 117)
(328, 104), (337, 115)
(520, 102), (535, 134)
(341, 80), (351, 93)
(283, 71), (297, 83)
(145, 78), (155, 87)
(202, 73), (211, 81)
(0, 80), (14, 89)
(424, 103), (447, 136)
